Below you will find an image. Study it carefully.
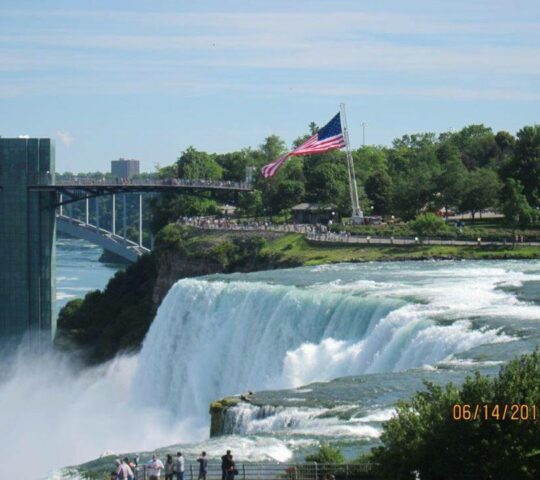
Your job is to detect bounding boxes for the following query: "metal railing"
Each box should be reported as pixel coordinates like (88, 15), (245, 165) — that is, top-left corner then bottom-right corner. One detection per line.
(176, 218), (540, 247)
(127, 462), (377, 480)
(28, 173), (251, 190)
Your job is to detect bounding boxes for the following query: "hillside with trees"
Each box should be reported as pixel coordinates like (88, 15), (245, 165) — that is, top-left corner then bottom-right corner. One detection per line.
(147, 123), (539, 232)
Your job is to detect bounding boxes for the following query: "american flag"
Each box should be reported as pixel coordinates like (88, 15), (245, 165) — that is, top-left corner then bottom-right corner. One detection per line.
(261, 113), (346, 178)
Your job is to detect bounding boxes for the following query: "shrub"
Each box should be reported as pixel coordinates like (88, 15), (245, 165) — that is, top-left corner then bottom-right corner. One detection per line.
(305, 445), (346, 464)
(409, 213), (448, 238)
(372, 351), (540, 480)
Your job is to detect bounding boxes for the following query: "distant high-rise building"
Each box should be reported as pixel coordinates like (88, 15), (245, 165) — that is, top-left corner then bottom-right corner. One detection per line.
(111, 158), (140, 179)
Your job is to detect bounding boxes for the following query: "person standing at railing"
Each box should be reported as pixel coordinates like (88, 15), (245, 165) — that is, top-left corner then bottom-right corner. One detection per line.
(197, 451), (208, 480)
(129, 457), (139, 480)
(113, 458), (133, 480)
(122, 457), (135, 480)
(165, 454), (174, 480)
(223, 452), (237, 480)
(221, 450), (232, 480)
(147, 454), (165, 480)
(174, 451), (185, 480)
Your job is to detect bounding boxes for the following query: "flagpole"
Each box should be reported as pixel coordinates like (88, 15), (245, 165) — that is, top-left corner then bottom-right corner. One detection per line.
(340, 103), (364, 224)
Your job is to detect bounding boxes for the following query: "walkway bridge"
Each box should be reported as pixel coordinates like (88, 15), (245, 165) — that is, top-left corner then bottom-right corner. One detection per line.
(28, 176), (252, 205)
(56, 214), (150, 262)
(52, 179), (252, 262)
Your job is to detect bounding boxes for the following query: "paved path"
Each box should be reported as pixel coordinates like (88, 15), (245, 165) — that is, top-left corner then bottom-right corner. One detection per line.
(178, 221), (540, 247)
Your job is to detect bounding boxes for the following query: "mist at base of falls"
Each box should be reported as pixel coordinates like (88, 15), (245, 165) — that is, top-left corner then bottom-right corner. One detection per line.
(1, 259), (539, 479)
(0, 349), (206, 479)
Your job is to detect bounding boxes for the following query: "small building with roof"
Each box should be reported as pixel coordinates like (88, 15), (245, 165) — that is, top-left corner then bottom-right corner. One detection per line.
(291, 203), (339, 224)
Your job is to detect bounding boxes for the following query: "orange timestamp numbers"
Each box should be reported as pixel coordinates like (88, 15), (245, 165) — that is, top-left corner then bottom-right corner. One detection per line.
(452, 403), (538, 421)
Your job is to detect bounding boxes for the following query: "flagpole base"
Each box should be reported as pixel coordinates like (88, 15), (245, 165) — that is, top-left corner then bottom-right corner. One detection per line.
(351, 211), (364, 225)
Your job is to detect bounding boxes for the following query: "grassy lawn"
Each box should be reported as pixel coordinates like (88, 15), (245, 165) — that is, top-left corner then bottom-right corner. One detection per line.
(329, 217), (540, 242)
(264, 234), (540, 266)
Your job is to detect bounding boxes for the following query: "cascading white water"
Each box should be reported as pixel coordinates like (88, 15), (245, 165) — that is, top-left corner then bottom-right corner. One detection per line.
(221, 402), (391, 438)
(1, 259), (537, 479)
(133, 277), (512, 418)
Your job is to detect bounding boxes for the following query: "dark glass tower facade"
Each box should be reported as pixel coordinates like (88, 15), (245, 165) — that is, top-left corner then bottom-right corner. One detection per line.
(0, 138), (57, 347)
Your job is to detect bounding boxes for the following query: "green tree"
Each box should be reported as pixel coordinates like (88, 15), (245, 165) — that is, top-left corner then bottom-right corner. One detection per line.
(269, 179), (305, 213)
(460, 168), (501, 221)
(280, 156), (306, 183)
(176, 146), (223, 180)
(390, 161), (439, 220)
(260, 135), (287, 163)
(501, 178), (537, 238)
(392, 132), (437, 150)
(364, 170), (393, 215)
(436, 142), (467, 214)
(255, 155), (306, 215)
(149, 194), (220, 233)
(494, 130), (516, 158)
(506, 125), (540, 205)
(388, 140), (440, 220)
(352, 146), (388, 183)
(305, 161), (349, 212)
(154, 224), (189, 253)
(157, 164), (177, 180)
(372, 351), (540, 480)
(237, 190), (263, 217)
(309, 121), (319, 135)
(215, 150), (257, 182)
(450, 124), (498, 168)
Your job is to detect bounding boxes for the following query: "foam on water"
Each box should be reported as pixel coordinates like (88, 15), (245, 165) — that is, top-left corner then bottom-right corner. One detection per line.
(222, 403), (381, 439)
(134, 277), (514, 417)
(1, 259), (539, 479)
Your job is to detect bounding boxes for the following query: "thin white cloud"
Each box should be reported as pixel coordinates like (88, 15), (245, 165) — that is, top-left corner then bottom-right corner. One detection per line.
(56, 131), (75, 147)
(2, 10), (539, 36)
(1, 36), (539, 75)
(1, 6), (538, 101)
(3, 71), (538, 102)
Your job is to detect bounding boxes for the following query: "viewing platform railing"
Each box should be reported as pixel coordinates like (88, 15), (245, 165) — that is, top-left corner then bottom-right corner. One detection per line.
(126, 462), (377, 480)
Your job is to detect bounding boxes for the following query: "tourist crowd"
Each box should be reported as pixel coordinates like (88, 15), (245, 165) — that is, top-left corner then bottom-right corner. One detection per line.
(111, 450), (238, 480)
(54, 176), (250, 189)
(178, 216), (328, 234)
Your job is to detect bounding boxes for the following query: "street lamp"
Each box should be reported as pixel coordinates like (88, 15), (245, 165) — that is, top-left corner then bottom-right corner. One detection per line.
(361, 122), (368, 146)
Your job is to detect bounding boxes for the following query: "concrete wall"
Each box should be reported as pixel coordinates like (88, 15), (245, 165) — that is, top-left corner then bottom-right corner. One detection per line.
(0, 138), (57, 347)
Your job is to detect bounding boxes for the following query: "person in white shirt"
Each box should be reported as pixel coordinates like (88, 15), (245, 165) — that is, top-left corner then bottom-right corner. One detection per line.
(174, 452), (185, 480)
(122, 457), (135, 480)
(115, 459), (133, 480)
(147, 454), (165, 480)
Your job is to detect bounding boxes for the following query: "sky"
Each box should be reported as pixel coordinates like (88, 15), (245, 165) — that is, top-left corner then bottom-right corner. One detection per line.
(1, 0), (539, 173)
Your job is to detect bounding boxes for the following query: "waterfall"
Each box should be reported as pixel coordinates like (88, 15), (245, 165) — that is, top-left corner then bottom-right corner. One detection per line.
(133, 278), (511, 417)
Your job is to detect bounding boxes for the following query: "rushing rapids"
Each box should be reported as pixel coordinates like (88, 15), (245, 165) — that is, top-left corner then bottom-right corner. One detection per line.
(133, 261), (534, 419)
(1, 255), (540, 479)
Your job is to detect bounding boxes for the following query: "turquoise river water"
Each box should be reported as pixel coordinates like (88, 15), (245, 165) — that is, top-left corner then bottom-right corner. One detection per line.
(0, 238), (539, 479)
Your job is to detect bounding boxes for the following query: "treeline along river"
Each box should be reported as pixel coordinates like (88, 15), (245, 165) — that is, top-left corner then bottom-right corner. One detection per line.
(0, 238), (539, 479)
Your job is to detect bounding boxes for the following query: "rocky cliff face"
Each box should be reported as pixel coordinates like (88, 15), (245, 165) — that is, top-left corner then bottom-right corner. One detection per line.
(152, 229), (298, 307)
(153, 253), (225, 305)
(209, 397), (242, 437)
